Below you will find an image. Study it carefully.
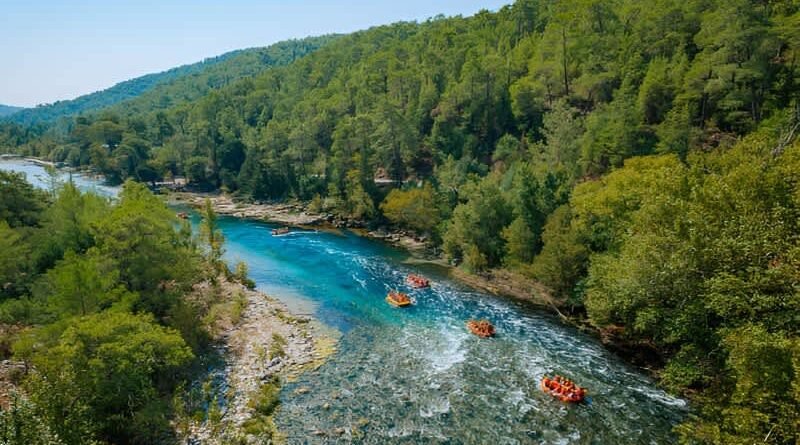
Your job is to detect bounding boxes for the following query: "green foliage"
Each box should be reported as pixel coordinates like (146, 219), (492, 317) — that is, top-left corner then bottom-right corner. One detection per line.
(0, 173), (222, 444)
(252, 378), (281, 417)
(269, 333), (287, 360)
(93, 181), (199, 314)
(200, 198), (225, 267)
(506, 163), (568, 259)
(502, 217), (537, 265)
(716, 326), (799, 444)
(207, 396), (223, 433)
(677, 326), (800, 445)
(242, 378), (281, 440)
(230, 292), (248, 325)
(0, 394), (65, 445)
(443, 176), (512, 270)
(637, 54), (686, 125)
(544, 134), (800, 444)
(31, 181), (109, 271)
(580, 84), (653, 175)
(5, 36), (337, 127)
(170, 299), (212, 352)
(19, 312), (193, 444)
(338, 170), (376, 220)
(380, 182), (440, 233)
(0, 297), (49, 326)
(492, 134), (525, 166)
(442, 160), (566, 271)
(655, 102), (698, 158)
(185, 156), (210, 185)
(32, 250), (135, 318)
(535, 99), (584, 179)
(235, 261), (256, 289)
(531, 205), (589, 302)
(0, 222), (31, 299)
(0, 170), (45, 228)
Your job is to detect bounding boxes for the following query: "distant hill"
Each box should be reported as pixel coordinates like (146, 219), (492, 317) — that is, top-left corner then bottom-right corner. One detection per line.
(0, 105), (23, 118)
(5, 35), (337, 126)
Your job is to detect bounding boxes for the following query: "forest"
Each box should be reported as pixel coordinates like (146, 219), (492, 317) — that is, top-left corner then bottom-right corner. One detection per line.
(0, 170), (252, 444)
(0, 106), (22, 118)
(0, 0), (798, 443)
(3, 35), (336, 128)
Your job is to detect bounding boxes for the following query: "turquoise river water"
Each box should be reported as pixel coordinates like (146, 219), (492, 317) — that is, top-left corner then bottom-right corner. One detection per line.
(2, 159), (686, 444)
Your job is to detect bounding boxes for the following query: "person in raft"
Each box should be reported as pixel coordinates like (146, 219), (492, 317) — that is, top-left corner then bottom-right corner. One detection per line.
(542, 375), (586, 402)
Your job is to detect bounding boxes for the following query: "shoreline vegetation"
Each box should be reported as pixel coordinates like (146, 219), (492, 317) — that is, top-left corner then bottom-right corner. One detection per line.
(0, 173), (340, 444)
(172, 192), (431, 253)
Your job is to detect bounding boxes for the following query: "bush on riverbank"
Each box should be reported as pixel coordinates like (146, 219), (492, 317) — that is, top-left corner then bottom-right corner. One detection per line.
(242, 377), (281, 442)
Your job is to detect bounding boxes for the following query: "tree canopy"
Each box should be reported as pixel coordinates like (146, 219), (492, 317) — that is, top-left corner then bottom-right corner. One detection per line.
(0, 178), (227, 444)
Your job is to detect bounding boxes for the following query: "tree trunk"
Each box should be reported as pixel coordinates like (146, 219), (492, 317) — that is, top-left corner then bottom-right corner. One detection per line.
(561, 28), (570, 97)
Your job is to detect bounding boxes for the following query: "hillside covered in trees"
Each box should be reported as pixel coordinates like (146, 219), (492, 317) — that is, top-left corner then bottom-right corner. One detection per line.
(2, 0), (799, 443)
(0, 106), (23, 118)
(0, 170), (261, 443)
(2, 35), (336, 128)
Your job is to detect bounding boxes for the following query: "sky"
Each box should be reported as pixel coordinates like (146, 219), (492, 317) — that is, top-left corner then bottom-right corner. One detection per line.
(1, 0), (509, 107)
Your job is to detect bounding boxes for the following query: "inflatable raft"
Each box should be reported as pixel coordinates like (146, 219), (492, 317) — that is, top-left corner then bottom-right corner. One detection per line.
(466, 319), (496, 337)
(541, 375), (586, 403)
(386, 290), (412, 307)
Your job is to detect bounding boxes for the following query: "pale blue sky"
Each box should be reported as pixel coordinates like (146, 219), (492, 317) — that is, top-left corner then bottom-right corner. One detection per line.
(1, 0), (509, 107)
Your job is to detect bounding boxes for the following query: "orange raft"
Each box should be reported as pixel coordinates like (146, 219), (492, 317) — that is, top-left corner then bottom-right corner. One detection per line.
(386, 290), (412, 307)
(406, 273), (430, 288)
(541, 375), (586, 403)
(466, 319), (496, 338)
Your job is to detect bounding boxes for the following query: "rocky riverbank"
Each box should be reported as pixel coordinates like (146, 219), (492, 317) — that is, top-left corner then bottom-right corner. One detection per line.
(173, 193), (328, 226)
(171, 192), (431, 253)
(447, 267), (566, 313)
(181, 277), (336, 444)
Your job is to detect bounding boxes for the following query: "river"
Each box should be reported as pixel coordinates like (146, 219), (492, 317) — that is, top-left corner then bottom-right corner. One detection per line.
(2, 159), (686, 444)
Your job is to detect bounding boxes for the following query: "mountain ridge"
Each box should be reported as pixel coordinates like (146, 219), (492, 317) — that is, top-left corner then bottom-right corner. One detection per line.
(4, 35), (338, 126)
(0, 105), (24, 118)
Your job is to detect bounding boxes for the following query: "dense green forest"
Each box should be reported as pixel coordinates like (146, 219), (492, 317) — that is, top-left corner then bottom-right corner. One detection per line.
(0, 171), (249, 444)
(0, 106), (23, 118)
(1, 0), (799, 443)
(2, 35), (336, 128)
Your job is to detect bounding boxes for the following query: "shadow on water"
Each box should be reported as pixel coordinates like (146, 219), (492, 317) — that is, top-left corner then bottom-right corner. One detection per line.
(181, 347), (229, 424)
